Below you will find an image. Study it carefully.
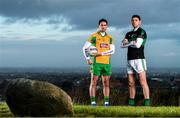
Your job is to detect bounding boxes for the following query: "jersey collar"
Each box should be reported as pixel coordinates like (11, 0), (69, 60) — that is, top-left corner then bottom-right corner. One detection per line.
(133, 26), (140, 32)
(98, 31), (107, 37)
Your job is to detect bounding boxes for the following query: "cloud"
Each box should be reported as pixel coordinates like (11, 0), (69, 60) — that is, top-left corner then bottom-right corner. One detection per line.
(144, 23), (180, 40)
(0, 0), (180, 68)
(0, 0), (180, 29)
(1, 13), (180, 44)
(161, 52), (177, 57)
(0, 16), (76, 41)
(0, 15), (125, 42)
(1, 0), (180, 42)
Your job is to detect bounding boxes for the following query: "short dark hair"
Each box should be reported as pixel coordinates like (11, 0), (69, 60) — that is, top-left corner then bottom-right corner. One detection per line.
(132, 15), (141, 20)
(98, 18), (108, 25)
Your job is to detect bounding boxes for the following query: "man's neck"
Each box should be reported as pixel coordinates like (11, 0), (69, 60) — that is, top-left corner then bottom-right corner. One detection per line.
(99, 31), (106, 37)
(133, 26), (140, 31)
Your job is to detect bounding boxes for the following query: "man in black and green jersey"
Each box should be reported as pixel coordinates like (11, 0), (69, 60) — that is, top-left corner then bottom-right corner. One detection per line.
(82, 19), (115, 106)
(121, 15), (150, 106)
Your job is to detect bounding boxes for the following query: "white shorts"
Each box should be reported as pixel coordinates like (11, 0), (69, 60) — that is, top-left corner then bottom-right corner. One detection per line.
(127, 59), (147, 74)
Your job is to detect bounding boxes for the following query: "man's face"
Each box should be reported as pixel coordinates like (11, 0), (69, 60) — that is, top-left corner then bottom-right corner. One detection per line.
(99, 21), (107, 32)
(131, 17), (141, 28)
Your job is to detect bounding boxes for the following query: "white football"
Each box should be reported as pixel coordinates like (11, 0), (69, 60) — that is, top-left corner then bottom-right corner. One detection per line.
(88, 45), (97, 56)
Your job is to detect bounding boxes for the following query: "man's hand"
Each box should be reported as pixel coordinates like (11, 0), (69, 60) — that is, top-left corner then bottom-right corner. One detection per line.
(122, 38), (129, 45)
(121, 38), (129, 48)
(87, 59), (93, 65)
(93, 52), (102, 57)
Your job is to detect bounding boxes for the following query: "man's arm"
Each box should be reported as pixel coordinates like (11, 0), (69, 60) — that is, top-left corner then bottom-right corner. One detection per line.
(130, 30), (146, 48)
(121, 33), (132, 48)
(130, 38), (143, 48)
(82, 41), (92, 64)
(101, 37), (115, 56)
(121, 38), (131, 48)
(121, 38), (143, 48)
(101, 44), (115, 56)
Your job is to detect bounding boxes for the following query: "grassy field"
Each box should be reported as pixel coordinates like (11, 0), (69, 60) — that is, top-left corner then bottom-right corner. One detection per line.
(0, 102), (180, 117)
(0, 102), (13, 117)
(74, 105), (180, 117)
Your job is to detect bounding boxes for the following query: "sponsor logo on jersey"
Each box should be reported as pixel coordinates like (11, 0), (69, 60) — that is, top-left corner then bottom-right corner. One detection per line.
(100, 43), (108, 48)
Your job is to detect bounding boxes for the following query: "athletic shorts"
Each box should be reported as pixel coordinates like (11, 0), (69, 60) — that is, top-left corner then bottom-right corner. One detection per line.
(127, 59), (147, 74)
(93, 63), (112, 76)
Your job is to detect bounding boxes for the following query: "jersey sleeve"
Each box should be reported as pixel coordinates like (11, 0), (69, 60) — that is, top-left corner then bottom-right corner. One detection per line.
(110, 37), (114, 44)
(137, 30), (147, 39)
(125, 32), (130, 39)
(131, 29), (147, 48)
(88, 35), (96, 45)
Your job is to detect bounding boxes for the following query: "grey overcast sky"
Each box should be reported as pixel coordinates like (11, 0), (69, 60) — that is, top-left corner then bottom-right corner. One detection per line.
(0, 0), (180, 68)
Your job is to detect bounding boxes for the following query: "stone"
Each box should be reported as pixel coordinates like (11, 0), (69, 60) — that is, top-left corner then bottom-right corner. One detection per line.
(5, 78), (73, 116)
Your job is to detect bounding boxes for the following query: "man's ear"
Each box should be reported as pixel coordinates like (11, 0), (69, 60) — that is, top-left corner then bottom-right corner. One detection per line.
(139, 20), (142, 25)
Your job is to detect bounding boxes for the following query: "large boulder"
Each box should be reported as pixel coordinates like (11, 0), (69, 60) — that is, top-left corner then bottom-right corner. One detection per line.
(5, 78), (73, 117)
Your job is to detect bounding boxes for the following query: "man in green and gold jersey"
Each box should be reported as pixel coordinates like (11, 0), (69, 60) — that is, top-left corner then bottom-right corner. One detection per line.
(82, 18), (115, 106)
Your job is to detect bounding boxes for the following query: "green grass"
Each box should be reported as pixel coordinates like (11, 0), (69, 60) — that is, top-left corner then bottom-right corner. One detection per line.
(0, 102), (180, 117)
(0, 102), (14, 117)
(74, 105), (180, 117)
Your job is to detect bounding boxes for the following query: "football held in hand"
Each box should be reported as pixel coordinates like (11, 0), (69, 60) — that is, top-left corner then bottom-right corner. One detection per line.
(88, 45), (98, 56)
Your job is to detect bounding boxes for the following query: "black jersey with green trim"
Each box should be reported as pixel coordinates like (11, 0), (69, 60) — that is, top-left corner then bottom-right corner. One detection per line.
(125, 27), (147, 60)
